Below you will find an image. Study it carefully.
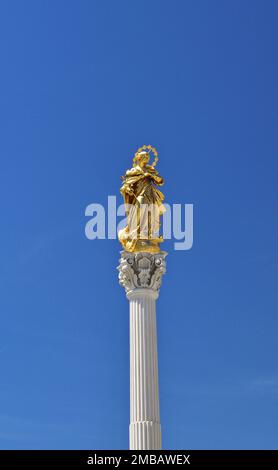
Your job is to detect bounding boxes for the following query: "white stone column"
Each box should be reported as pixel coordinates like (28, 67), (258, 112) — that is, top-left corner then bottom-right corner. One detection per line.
(118, 251), (167, 450)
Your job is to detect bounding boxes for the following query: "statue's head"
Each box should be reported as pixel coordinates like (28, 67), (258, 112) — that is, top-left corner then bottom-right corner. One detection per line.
(133, 151), (150, 168)
(133, 145), (158, 168)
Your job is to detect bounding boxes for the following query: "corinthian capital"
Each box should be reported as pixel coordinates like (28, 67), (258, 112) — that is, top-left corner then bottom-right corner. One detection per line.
(118, 251), (167, 297)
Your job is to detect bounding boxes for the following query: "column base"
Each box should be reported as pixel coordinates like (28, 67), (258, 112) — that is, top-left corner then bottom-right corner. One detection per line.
(129, 421), (162, 450)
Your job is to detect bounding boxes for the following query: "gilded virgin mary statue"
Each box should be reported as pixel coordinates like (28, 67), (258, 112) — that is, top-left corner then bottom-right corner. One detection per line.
(118, 145), (165, 253)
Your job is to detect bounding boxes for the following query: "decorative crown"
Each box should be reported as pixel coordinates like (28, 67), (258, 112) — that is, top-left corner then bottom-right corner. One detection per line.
(133, 145), (159, 167)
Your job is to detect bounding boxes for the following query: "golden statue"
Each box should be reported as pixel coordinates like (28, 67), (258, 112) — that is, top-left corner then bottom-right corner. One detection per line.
(118, 145), (165, 253)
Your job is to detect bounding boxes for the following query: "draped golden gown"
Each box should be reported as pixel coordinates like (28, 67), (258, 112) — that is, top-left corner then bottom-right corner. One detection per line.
(118, 161), (165, 253)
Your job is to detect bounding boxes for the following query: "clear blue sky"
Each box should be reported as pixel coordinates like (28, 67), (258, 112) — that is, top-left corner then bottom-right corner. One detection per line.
(0, 0), (277, 450)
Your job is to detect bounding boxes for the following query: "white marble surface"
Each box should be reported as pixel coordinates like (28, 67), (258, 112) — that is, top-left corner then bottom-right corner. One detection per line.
(118, 251), (167, 450)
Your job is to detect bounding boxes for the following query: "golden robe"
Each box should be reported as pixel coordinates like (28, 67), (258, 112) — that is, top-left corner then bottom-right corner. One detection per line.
(119, 164), (165, 252)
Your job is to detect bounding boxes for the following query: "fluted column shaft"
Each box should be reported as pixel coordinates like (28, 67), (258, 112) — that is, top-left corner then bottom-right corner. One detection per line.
(128, 288), (161, 450)
(118, 251), (167, 450)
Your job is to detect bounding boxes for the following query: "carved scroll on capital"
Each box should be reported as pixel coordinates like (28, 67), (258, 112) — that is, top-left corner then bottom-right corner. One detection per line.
(118, 251), (167, 296)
